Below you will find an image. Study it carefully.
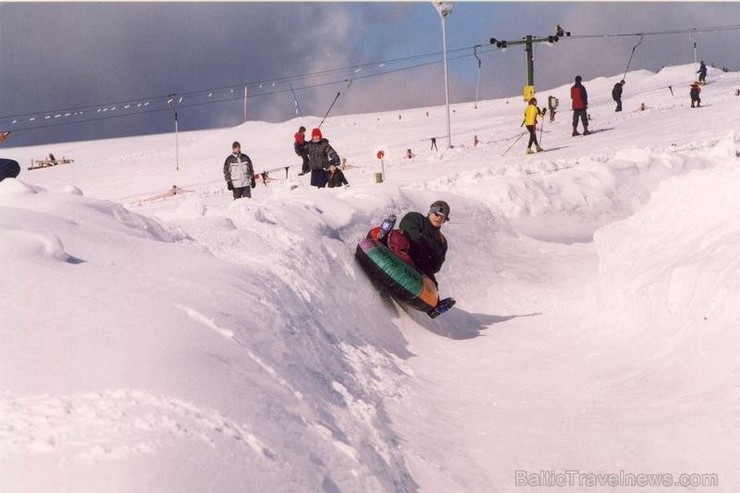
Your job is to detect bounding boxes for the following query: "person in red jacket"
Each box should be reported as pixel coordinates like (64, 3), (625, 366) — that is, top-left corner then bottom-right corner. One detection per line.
(570, 75), (591, 136)
(294, 126), (309, 175)
(690, 82), (702, 108)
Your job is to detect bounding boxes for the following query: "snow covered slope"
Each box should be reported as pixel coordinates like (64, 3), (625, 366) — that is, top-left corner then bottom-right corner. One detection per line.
(2, 63), (739, 492)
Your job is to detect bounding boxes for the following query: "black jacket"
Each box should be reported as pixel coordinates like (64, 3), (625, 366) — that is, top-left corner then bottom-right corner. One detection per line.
(612, 83), (623, 101)
(304, 138), (340, 171)
(398, 212), (447, 275)
(327, 168), (349, 187)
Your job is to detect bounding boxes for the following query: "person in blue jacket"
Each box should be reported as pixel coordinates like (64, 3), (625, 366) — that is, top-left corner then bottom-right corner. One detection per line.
(697, 61), (707, 84)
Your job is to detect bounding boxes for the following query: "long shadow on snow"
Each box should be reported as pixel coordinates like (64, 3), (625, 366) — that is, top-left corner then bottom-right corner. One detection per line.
(398, 303), (541, 340)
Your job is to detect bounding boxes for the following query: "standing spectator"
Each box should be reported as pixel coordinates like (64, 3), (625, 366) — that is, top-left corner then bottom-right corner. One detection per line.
(523, 97), (545, 154)
(690, 82), (702, 108)
(0, 131), (21, 183)
(612, 80), (625, 112)
(294, 126), (309, 175)
(326, 163), (349, 188)
(697, 61), (707, 84)
(570, 75), (591, 136)
(304, 128), (340, 189)
(223, 141), (255, 200)
(430, 137), (438, 151)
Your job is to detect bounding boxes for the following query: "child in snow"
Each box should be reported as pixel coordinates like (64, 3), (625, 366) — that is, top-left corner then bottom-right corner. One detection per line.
(326, 163), (349, 188)
(690, 82), (702, 108)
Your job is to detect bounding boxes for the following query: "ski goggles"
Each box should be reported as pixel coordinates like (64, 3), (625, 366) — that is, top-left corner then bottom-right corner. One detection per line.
(429, 206), (448, 222)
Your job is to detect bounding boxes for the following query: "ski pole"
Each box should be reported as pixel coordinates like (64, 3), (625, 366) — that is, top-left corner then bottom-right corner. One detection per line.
(501, 131), (527, 157)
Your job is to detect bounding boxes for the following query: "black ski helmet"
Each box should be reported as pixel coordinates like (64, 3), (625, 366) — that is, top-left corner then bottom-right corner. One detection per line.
(429, 200), (451, 221)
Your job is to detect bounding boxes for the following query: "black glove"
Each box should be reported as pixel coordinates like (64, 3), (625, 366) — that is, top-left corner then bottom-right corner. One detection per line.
(226, 181), (233, 191)
(251, 178), (256, 188)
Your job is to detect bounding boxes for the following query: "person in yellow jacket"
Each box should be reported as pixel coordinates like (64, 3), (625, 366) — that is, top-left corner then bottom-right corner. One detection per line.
(523, 97), (546, 154)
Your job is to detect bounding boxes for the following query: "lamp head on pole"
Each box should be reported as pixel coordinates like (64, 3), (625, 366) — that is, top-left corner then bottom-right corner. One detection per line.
(434, 1), (453, 18)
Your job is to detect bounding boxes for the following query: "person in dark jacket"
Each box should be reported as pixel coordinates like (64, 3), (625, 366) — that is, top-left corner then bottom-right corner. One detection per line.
(294, 126), (309, 175)
(570, 75), (590, 136)
(0, 132), (21, 183)
(697, 61), (707, 84)
(0, 158), (20, 182)
(326, 163), (349, 188)
(304, 128), (340, 189)
(387, 200), (450, 286)
(223, 141), (255, 199)
(690, 82), (702, 108)
(612, 80), (625, 112)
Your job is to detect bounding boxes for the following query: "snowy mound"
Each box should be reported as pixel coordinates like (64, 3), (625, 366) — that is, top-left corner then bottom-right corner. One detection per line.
(595, 135), (740, 329)
(2, 64), (740, 492)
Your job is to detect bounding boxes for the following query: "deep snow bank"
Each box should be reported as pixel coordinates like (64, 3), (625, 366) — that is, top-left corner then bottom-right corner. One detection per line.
(0, 180), (419, 493)
(595, 135), (740, 330)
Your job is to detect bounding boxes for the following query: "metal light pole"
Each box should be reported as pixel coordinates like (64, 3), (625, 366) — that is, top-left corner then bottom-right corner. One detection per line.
(166, 94), (180, 171)
(435, 2), (453, 148)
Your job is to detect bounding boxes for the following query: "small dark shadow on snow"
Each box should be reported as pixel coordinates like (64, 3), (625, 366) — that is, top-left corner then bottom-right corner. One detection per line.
(65, 255), (86, 264)
(584, 127), (614, 135)
(322, 476), (342, 493)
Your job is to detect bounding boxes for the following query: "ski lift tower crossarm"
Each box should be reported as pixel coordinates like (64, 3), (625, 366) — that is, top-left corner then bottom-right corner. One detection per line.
(490, 25), (570, 101)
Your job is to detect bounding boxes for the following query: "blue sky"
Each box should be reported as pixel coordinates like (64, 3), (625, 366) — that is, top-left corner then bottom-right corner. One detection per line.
(2, 2), (739, 147)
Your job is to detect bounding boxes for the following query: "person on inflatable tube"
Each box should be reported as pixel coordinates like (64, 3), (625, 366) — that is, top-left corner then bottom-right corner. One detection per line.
(386, 200), (450, 287)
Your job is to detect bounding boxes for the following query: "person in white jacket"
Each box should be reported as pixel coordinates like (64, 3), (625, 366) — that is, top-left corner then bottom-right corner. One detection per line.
(223, 141), (255, 199)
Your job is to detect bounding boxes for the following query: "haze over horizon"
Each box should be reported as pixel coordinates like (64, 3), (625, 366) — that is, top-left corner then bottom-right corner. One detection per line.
(2, 2), (739, 147)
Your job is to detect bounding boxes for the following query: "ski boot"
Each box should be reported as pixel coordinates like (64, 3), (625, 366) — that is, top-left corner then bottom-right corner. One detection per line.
(427, 297), (456, 319)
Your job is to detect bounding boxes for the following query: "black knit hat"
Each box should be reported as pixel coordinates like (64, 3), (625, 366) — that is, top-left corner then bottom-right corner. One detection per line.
(429, 200), (451, 221)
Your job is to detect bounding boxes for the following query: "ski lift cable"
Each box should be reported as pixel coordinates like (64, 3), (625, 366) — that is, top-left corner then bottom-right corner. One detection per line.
(1, 44), (494, 123)
(564, 24), (740, 40)
(6, 22), (738, 130)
